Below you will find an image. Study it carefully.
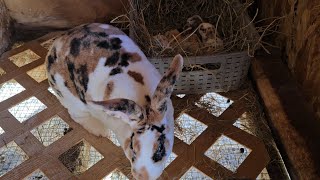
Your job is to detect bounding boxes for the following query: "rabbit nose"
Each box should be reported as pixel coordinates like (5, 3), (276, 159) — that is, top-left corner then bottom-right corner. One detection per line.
(132, 168), (149, 180)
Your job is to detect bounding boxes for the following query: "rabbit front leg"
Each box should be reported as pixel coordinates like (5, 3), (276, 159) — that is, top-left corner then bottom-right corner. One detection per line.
(68, 110), (109, 137)
(72, 116), (109, 137)
(89, 98), (147, 131)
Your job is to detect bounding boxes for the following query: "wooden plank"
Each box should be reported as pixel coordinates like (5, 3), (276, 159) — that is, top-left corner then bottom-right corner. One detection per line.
(251, 56), (320, 179)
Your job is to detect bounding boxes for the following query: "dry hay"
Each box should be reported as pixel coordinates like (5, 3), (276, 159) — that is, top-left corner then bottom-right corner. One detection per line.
(117, 0), (280, 58)
(238, 83), (290, 179)
(225, 82), (290, 179)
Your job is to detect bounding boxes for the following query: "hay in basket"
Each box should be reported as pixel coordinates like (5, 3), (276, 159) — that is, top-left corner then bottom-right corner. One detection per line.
(123, 0), (266, 57)
(110, 0), (282, 94)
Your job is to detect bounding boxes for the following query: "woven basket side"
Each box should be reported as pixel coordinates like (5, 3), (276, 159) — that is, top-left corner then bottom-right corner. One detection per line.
(149, 52), (251, 94)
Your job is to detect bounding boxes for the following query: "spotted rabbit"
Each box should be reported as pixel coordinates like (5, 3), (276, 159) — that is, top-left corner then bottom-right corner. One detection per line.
(45, 23), (183, 180)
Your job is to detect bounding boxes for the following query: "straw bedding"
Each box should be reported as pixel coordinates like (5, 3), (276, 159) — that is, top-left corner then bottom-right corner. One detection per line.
(124, 0), (264, 57)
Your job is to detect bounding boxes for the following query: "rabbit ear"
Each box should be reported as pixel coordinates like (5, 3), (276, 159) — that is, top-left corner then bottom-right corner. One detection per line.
(91, 99), (146, 129)
(150, 54), (183, 121)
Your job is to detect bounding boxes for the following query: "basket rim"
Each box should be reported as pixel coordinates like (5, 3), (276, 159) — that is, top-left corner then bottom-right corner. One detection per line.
(148, 51), (250, 61)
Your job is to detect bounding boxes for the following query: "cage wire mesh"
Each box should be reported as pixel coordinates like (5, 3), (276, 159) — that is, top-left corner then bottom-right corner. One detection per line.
(164, 152), (178, 168)
(0, 127), (4, 135)
(11, 42), (25, 50)
(8, 96), (47, 123)
(103, 169), (129, 180)
(174, 113), (208, 145)
(176, 94), (186, 98)
(40, 38), (56, 50)
(31, 116), (72, 146)
(0, 67), (5, 76)
(24, 169), (49, 180)
(233, 112), (255, 136)
(106, 129), (121, 147)
(0, 141), (29, 177)
(8, 49), (40, 67)
(58, 140), (104, 175)
(27, 64), (48, 83)
(204, 135), (251, 172)
(180, 166), (213, 180)
(47, 87), (57, 96)
(0, 79), (26, 102)
(195, 92), (233, 117)
(256, 168), (271, 180)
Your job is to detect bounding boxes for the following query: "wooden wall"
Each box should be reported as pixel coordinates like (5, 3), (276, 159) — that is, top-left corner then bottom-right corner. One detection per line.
(257, 0), (320, 179)
(257, 0), (320, 121)
(0, 0), (11, 55)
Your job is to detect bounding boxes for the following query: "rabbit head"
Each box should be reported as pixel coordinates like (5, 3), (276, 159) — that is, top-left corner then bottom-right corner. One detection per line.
(198, 22), (223, 48)
(91, 55), (183, 179)
(184, 15), (203, 31)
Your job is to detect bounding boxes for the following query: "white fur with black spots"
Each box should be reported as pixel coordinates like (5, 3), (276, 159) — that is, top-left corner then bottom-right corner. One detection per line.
(45, 23), (183, 180)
